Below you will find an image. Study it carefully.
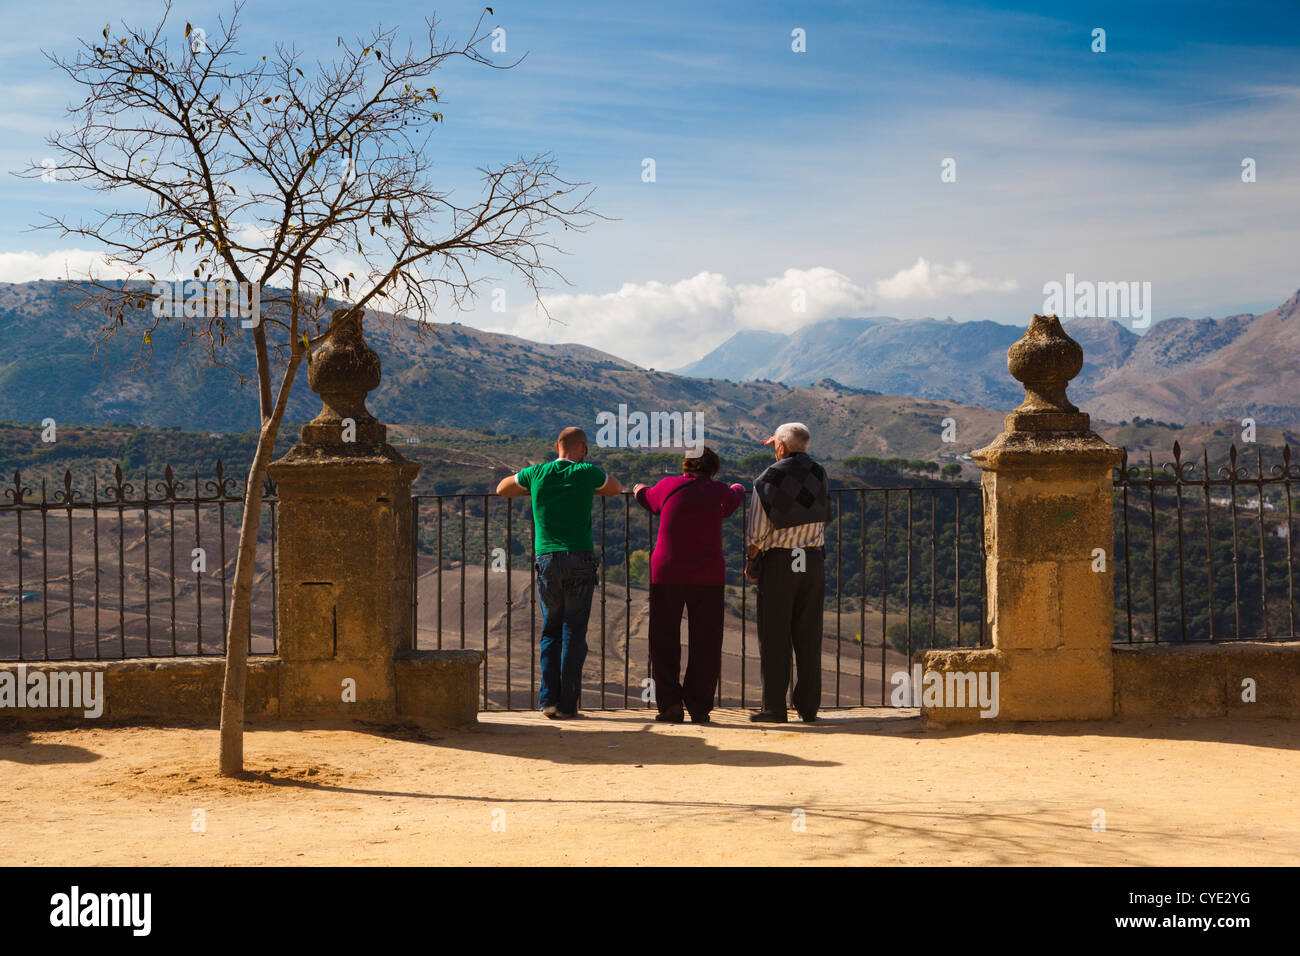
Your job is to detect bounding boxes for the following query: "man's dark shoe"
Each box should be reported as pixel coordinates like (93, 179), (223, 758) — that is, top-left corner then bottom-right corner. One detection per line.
(749, 710), (788, 723)
(654, 706), (685, 723)
(689, 712), (711, 724)
(799, 713), (818, 723)
(554, 710), (579, 719)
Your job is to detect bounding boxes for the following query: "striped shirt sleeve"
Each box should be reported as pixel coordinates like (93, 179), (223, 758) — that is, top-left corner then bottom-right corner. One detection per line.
(748, 488), (825, 550)
(747, 488), (766, 548)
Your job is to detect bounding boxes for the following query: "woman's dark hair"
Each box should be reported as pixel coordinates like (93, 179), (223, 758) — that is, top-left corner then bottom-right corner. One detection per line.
(682, 446), (720, 479)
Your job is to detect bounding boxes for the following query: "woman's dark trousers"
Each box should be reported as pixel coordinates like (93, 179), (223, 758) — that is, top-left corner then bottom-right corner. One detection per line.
(648, 583), (724, 719)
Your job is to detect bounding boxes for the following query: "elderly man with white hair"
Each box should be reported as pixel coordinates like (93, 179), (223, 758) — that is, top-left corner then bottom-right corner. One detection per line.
(744, 422), (830, 723)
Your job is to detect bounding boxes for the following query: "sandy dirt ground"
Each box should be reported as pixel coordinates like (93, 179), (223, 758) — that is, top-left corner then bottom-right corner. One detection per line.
(2, 709), (1297, 866)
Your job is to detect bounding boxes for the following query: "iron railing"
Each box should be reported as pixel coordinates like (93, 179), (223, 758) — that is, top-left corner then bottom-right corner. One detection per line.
(411, 485), (986, 711)
(0, 469), (989, 707)
(8, 442), (1296, 707)
(0, 464), (279, 661)
(1113, 443), (1298, 644)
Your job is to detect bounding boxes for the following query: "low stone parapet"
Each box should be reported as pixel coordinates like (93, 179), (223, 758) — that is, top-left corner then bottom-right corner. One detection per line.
(917, 645), (1113, 725)
(919, 641), (1300, 725)
(0, 658), (278, 724)
(395, 650), (484, 728)
(1113, 641), (1300, 719)
(0, 651), (483, 728)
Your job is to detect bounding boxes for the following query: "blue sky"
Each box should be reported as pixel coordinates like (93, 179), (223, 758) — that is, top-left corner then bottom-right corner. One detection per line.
(2, 0), (1298, 368)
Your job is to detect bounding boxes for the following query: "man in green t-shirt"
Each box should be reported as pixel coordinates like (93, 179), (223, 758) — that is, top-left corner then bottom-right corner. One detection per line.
(497, 427), (622, 718)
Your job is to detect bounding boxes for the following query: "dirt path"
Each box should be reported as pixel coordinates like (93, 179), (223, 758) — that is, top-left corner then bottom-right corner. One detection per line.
(2, 710), (1297, 865)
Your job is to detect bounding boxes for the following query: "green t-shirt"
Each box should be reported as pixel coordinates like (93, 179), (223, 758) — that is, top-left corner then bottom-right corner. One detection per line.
(516, 459), (606, 554)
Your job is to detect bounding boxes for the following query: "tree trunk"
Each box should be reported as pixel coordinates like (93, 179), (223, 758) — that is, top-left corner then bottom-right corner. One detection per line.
(218, 357), (303, 776)
(216, 429), (277, 775)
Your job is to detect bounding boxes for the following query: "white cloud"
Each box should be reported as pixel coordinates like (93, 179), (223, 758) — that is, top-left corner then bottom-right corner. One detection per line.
(0, 250), (1018, 370)
(0, 249), (136, 283)
(506, 271), (736, 369)
(233, 222), (277, 247)
(0, 243), (369, 294)
(873, 257), (1018, 301)
(492, 267), (875, 368)
(733, 267), (873, 331)
(478, 261), (1020, 367)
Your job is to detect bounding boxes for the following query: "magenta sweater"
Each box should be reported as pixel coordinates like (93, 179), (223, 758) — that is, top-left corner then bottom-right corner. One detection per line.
(635, 476), (745, 586)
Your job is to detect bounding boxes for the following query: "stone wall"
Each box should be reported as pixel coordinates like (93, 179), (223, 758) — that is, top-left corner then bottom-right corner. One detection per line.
(1113, 641), (1300, 718)
(920, 313), (1299, 726)
(0, 658), (277, 724)
(0, 654), (482, 727)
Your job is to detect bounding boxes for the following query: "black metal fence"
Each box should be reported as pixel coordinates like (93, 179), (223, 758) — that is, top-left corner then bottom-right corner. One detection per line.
(1113, 443), (1297, 644)
(7, 443), (1296, 707)
(411, 485), (987, 712)
(1, 466), (986, 711)
(0, 464), (279, 661)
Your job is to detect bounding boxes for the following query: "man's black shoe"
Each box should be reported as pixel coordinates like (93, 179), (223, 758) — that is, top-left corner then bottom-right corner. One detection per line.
(749, 710), (788, 723)
(799, 713), (818, 723)
(654, 707), (685, 723)
(689, 712), (711, 724)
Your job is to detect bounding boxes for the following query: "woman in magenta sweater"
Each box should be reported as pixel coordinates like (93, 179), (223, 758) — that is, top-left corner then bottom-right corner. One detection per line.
(633, 447), (745, 723)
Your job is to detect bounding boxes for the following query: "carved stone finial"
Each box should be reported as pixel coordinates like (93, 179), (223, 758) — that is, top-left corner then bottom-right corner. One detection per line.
(298, 307), (388, 450)
(972, 313), (1122, 472)
(1004, 314), (1089, 432)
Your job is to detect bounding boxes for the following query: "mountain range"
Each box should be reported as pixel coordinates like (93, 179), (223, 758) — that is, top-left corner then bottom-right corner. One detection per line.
(0, 280), (1004, 462)
(675, 288), (1300, 428)
(1, 280), (1296, 471)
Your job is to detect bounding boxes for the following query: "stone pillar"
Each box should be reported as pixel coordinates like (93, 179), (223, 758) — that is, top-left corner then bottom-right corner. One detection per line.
(919, 315), (1123, 723)
(268, 307), (420, 720)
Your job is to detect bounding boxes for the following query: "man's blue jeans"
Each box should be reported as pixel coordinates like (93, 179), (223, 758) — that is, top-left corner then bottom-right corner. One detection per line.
(536, 550), (598, 713)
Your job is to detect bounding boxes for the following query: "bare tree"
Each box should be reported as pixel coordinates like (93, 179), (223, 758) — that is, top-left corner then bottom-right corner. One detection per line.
(21, 1), (597, 774)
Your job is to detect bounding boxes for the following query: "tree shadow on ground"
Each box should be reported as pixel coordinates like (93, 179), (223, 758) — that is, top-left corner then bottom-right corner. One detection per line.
(0, 729), (101, 765)
(229, 767), (1264, 866)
